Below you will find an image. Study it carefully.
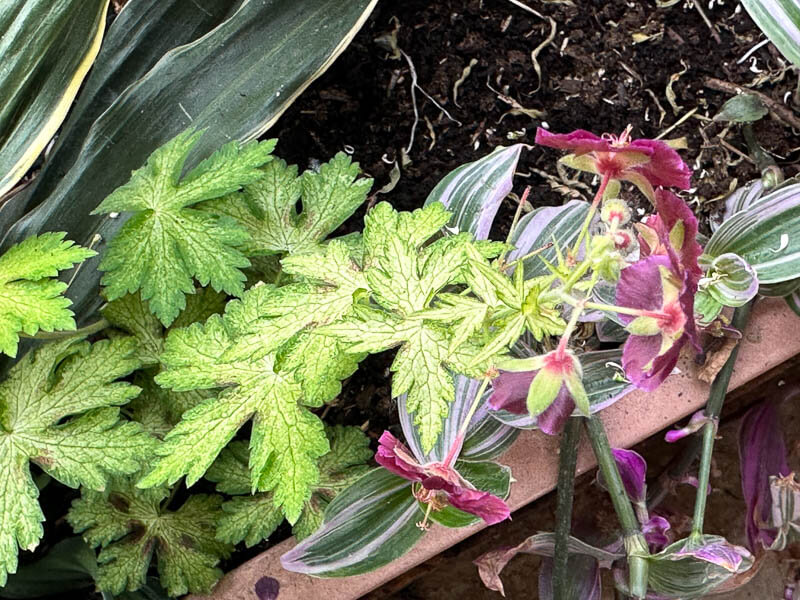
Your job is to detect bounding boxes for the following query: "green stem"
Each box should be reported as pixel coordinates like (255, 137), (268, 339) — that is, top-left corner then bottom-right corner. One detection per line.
(552, 417), (582, 600)
(571, 173), (611, 256)
(585, 415), (649, 599)
(22, 318), (110, 341)
(690, 301), (753, 540)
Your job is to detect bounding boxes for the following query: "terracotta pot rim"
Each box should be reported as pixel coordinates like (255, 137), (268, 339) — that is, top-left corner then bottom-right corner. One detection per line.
(194, 298), (800, 600)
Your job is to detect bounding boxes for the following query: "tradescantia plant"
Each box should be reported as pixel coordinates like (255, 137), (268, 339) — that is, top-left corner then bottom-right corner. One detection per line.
(1, 123), (800, 599)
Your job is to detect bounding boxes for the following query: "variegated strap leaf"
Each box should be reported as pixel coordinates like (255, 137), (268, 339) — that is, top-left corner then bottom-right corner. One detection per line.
(0, 0), (109, 197)
(508, 200), (590, 279)
(424, 145), (524, 240)
(700, 252), (759, 308)
(741, 0), (800, 66)
(397, 375), (519, 464)
(704, 182), (800, 284)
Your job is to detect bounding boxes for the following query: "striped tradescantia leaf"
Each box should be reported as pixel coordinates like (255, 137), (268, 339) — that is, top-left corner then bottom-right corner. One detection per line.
(0, 0), (378, 326)
(741, 0), (800, 66)
(424, 145), (525, 240)
(699, 252), (759, 307)
(710, 179), (764, 233)
(280, 468), (422, 577)
(0, 0), (109, 198)
(398, 375), (519, 464)
(490, 349), (631, 430)
(280, 460), (511, 576)
(507, 200), (590, 278)
(704, 182), (800, 284)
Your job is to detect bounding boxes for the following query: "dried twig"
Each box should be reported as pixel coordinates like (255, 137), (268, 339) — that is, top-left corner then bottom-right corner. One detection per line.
(692, 0), (721, 44)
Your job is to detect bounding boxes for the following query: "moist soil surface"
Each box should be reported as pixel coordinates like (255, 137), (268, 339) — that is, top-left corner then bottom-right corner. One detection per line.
(28, 0), (800, 597)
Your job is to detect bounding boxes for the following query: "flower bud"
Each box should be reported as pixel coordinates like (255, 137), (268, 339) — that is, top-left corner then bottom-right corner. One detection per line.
(601, 198), (632, 226)
(665, 410), (711, 443)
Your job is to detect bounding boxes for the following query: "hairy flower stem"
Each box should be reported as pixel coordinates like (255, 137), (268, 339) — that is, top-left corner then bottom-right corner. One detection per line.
(690, 301), (753, 540)
(571, 173), (611, 256)
(552, 417), (583, 600)
(23, 318), (110, 340)
(443, 376), (491, 468)
(585, 416), (649, 599)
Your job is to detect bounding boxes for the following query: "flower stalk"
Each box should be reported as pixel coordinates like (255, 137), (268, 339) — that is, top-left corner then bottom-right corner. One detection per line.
(690, 301), (753, 540)
(585, 415), (649, 599)
(552, 416), (583, 600)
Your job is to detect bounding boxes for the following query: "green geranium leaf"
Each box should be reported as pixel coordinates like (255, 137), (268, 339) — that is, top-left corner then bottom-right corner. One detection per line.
(206, 425), (371, 545)
(322, 202), (494, 452)
(68, 479), (231, 597)
(0, 233), (95, 357)
(203, 152), (372, 256)
(0, 337), (154, 585)
(93, 130), (275, 326)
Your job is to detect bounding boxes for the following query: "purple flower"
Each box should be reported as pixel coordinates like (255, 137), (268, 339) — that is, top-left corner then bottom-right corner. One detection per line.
(488, 370), (575, 436)
(615, 254), (698, 391)
(535, 128), (691, 201)
(739, 400), (790, 552)
(492, 349), (590, 432)
(638, 189), (704, 288)
(665, 410), (711, 443)
(642, 515), (672, 552)
(611, 448), (648, 504)
(375, 431), (510, 525)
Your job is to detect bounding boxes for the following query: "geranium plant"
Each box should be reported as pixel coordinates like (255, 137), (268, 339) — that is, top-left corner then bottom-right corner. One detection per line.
(0, 122), (799, 599)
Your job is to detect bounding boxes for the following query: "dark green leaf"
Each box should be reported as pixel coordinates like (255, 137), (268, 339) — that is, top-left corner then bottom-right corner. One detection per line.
(0, 0), (108, 197)
(713, 94), (768, 123)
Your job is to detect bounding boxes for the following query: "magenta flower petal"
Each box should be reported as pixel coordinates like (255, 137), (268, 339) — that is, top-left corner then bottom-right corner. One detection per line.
(445, 486), (511, 525)
(615, 255), (672, 323)
(665, 410), (709, 443)
(611, 448), (648, 504)
(630, 140), (692, 190)
(375, 431), (426, 482)
(643, 515), (672, 552)
(622, 333), (678, 392)
(534, 128), (613, 155)
(653, 189), (703, 285)
(488, 370), (535, 414)
(739, 400), (790, 551)
(537, 388), (575, 436)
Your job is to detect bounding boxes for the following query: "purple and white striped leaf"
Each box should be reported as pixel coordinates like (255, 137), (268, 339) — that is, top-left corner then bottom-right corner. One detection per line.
(741, 0), (800, 66)
(705, 182), (800, 284)
(424, 144), (524, 239)
(739, 399), (791, 551)
(701, 252), (759, 307)
(709, 179), (764, 233)
(398, 374), (519, 463)
(475, 532), (620, 597)
(538, 555), (602, 600)
(507, 200), (590, 278)
(490, 349), (632, 430)
(280, 468), (422, 577)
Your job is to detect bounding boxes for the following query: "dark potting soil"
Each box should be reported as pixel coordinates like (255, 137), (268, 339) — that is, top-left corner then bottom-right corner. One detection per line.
(25, 0), (800, 596)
